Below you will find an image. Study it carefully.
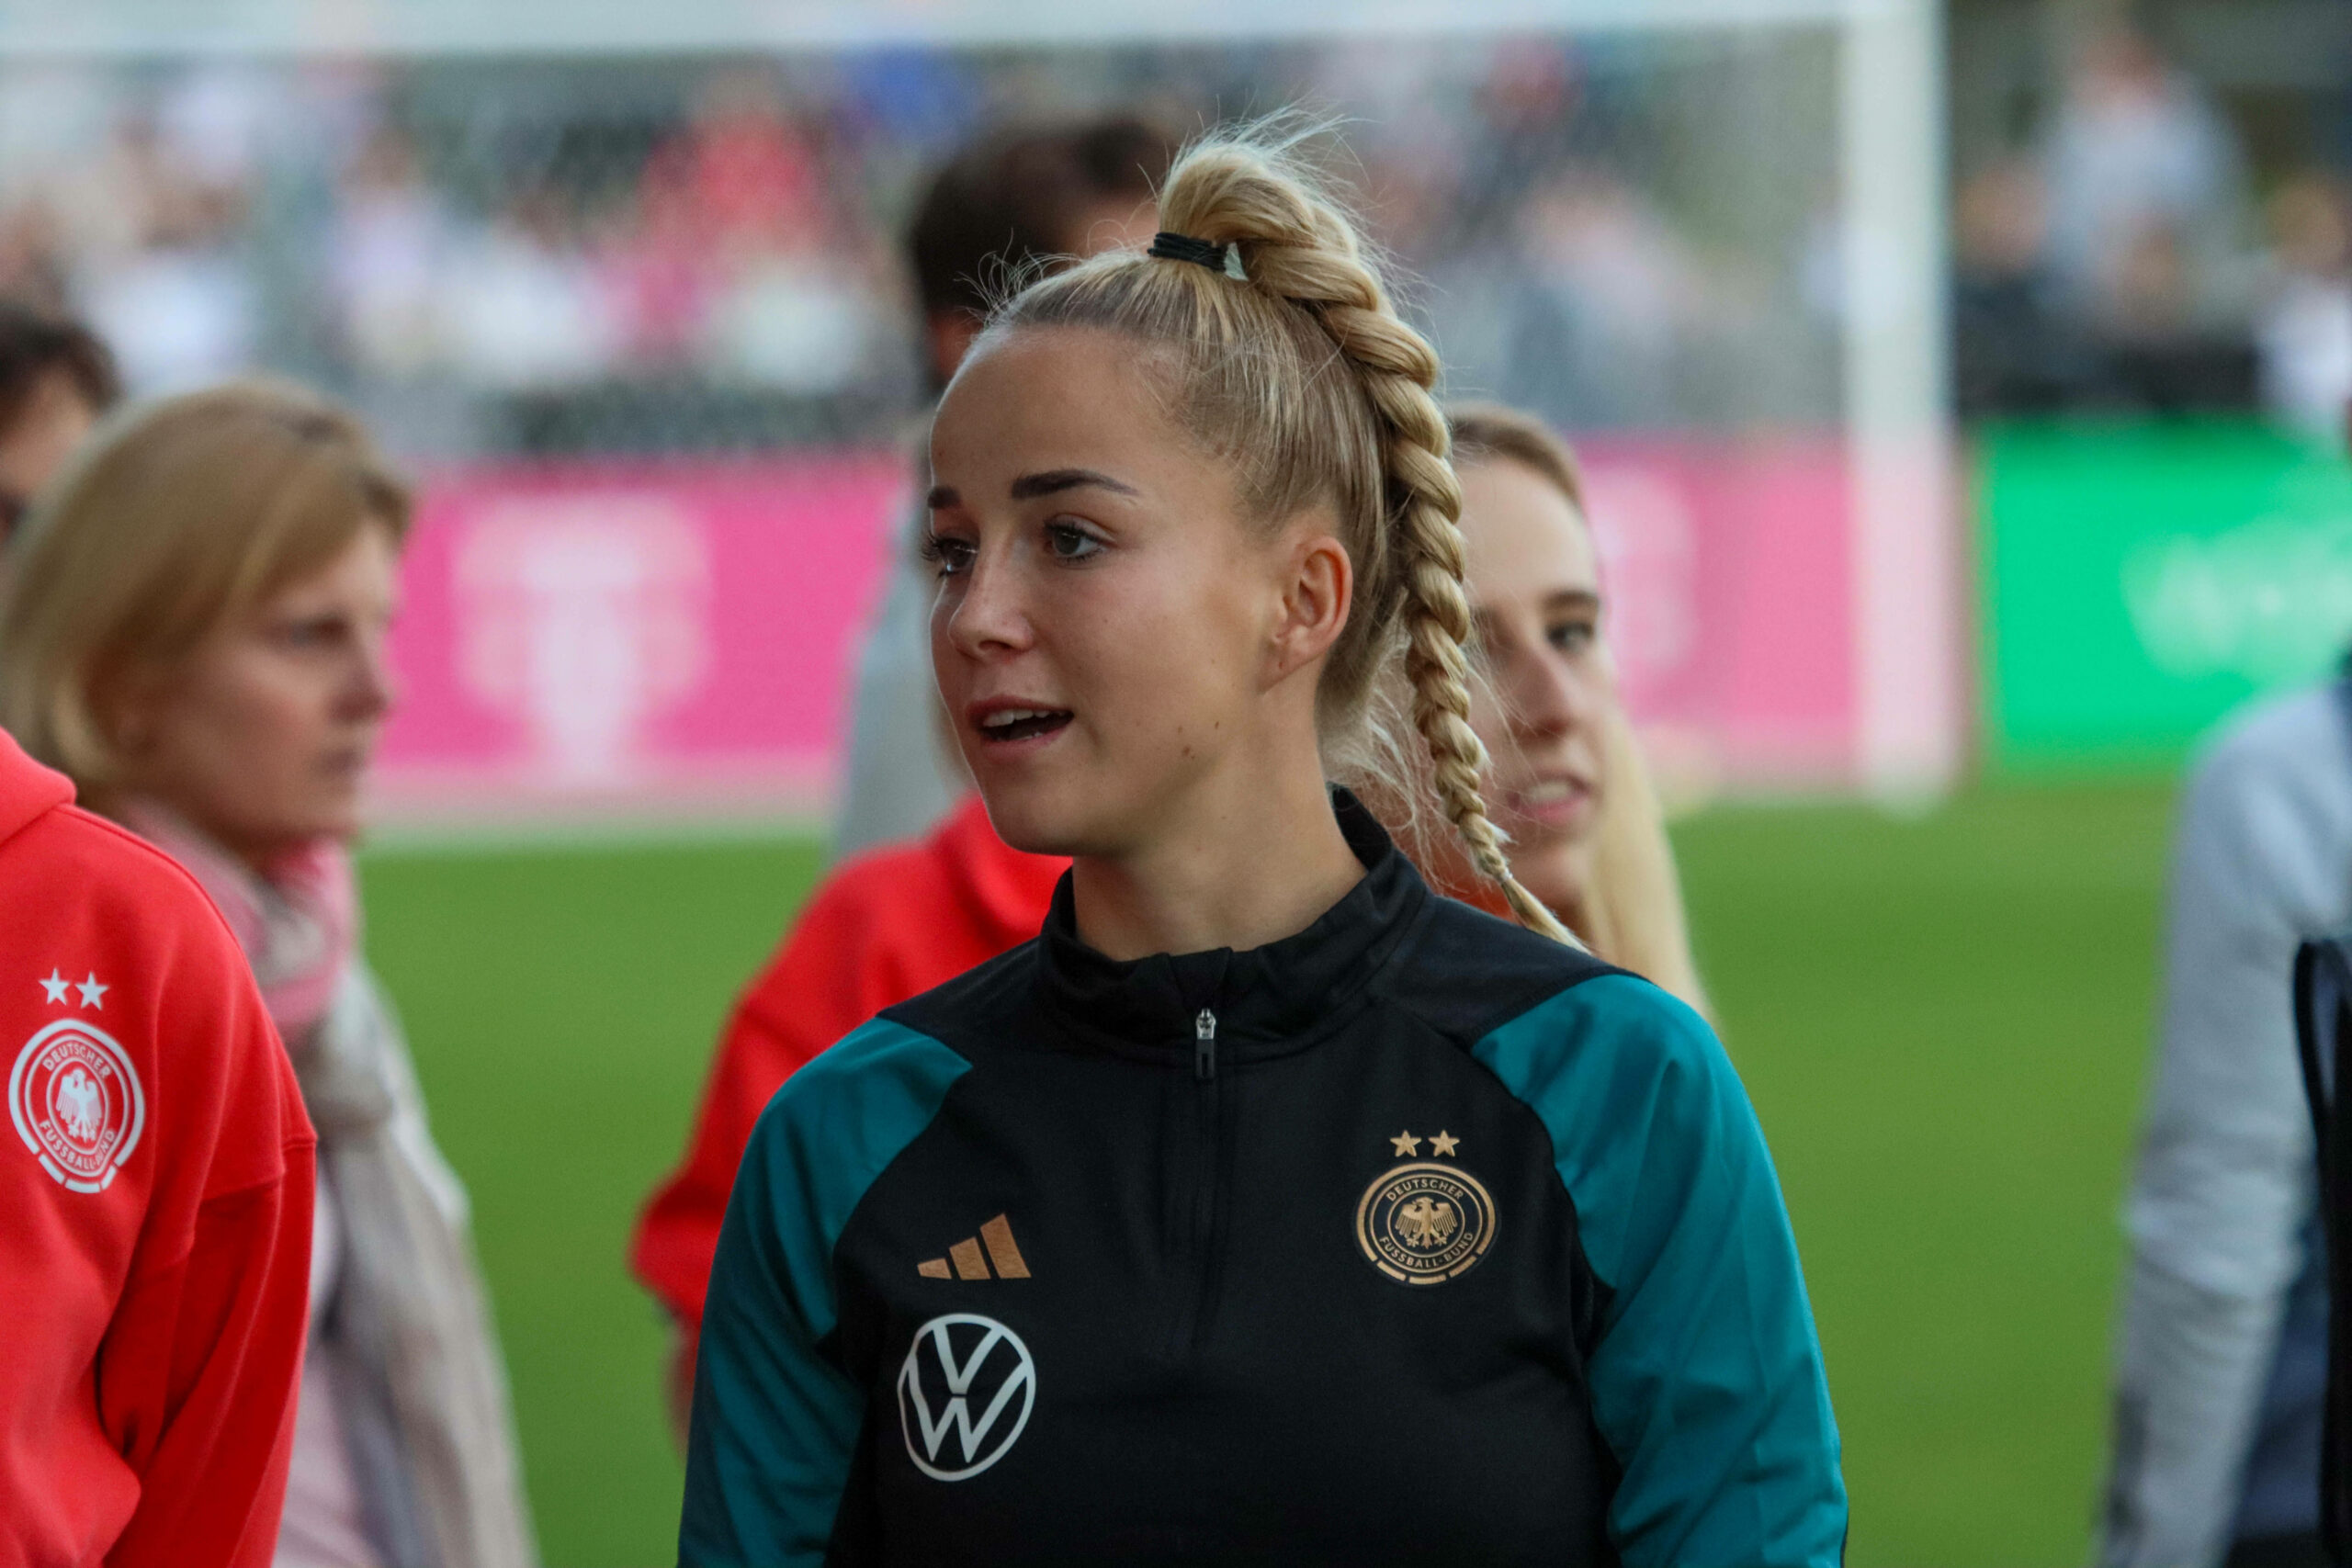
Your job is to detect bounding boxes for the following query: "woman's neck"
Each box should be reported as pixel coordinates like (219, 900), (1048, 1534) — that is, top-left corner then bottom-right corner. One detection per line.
(1069, 751), (1364, 963)
(106, 791), (288, 884)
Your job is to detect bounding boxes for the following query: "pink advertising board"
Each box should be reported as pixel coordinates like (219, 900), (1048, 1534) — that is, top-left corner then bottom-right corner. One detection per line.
(368, 437), (1862, 826)
(371, 453), (910, 822)
(1576, 436), (1857, 794)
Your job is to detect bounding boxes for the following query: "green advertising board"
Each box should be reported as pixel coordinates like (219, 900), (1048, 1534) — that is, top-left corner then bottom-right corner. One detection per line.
(1980, 421), (2352, 775)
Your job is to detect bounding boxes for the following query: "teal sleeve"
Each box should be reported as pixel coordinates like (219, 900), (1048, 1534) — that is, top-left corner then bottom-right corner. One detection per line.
(679, 1018), (969, 1568)
(1473, 975), (1847, 1567)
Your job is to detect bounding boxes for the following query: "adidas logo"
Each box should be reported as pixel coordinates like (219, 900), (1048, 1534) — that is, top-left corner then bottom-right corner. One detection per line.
(918, 1213), (1031, 1280)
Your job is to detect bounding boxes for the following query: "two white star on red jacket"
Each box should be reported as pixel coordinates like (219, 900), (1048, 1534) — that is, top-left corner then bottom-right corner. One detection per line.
(37, 970), (106, 1010)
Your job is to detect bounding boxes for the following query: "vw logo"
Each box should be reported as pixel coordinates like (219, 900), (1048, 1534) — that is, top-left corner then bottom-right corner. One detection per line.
(897, 1314), (1036, 1482)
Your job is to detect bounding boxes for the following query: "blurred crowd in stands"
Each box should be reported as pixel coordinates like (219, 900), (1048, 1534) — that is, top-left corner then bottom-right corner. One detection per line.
(1955, 21), (2352, 434)
(0, 61), (923, 451)
(0, 39), (1843, 457)
(3, 21), (2342, 456)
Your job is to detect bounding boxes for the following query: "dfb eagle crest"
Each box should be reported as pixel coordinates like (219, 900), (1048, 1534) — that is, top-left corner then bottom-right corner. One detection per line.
(12, 1019), (145, 1192)
(54, 1066), (102, 1144)
(1354, 1160), (1496, 1285)
(1396, 1195), (1458, 1249)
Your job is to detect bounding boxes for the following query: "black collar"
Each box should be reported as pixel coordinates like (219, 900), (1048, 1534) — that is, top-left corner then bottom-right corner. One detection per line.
(1033, 789), (1429, 1059)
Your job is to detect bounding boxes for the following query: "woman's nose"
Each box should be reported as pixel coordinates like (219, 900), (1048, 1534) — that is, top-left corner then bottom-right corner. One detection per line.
(944, 551), (1035, 660)
(348, 630), (398, 719)
(1507, 646), (1591, 741)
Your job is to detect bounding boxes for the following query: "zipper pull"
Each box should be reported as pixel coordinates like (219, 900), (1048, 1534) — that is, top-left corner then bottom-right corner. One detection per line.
(1194, 1009), (1217, 1080)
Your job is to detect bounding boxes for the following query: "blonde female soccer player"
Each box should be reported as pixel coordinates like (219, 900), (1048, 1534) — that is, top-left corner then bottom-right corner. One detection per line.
(683, 128), (1841, 1566)
(633, 402), (1713, 1458)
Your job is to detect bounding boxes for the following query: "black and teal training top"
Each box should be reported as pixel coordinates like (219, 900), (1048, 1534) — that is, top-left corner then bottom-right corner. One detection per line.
(682, 795), (1846, 1566)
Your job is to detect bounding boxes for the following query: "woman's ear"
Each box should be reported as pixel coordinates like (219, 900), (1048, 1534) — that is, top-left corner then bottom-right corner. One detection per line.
(97, 664), (161, 761)
(1264, 525), (1352, 687)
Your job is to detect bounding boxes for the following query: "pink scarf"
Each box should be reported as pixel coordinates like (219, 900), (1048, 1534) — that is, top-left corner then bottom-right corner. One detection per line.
(116, 803), (357, 1045)
(117, 798), (540, 1567)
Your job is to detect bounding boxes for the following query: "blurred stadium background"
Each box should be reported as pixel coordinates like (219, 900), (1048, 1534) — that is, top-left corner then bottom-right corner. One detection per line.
(4, 0), (2348, 1560)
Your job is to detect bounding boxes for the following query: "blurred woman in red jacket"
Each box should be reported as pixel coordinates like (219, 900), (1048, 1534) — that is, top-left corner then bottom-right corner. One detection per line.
(0, 649), (314, 1563)
(0, 381), (534, 1568)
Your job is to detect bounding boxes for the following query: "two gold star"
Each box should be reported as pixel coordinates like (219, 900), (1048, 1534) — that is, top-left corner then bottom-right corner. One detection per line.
(1388, 1130), (1460, 1157)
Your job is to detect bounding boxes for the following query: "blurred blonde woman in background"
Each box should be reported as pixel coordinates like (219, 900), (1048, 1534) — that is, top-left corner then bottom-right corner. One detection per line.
(0, 381), (536, 1568)
(1437, 403), (1706, 1010)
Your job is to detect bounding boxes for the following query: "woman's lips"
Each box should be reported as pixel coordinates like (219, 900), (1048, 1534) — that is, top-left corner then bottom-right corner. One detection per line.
(316, 747), (372, 781)
(1502, 774), (1595, 830)
(967, 700), (1074, 751)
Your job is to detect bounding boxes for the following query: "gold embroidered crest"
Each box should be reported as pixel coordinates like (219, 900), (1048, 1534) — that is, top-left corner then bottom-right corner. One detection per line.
(1354, 1162), (1496, 1284)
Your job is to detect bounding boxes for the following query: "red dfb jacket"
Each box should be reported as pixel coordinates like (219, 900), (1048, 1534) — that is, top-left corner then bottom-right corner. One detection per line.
(0, 728), (316, 1568)
(632, 793), (1064, 1334)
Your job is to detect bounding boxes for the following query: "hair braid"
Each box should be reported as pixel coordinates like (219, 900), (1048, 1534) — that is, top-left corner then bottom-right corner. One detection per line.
(1243, 203), (1579, 947)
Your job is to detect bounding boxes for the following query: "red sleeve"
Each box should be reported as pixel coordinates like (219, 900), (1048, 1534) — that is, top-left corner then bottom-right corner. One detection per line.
(631, 863), (920, 1330)
(99, 964), (316, 1568)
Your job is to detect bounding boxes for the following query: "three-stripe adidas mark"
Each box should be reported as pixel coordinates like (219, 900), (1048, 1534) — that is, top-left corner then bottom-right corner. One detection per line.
(918, 1213), (1030, 1280)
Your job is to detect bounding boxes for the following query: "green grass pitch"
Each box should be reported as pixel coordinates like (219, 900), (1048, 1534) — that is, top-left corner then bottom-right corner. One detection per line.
(360, 781), (2176, 1565)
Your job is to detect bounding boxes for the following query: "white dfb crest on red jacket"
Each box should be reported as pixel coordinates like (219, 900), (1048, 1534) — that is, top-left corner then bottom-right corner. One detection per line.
(11, 1019), (145, 1193)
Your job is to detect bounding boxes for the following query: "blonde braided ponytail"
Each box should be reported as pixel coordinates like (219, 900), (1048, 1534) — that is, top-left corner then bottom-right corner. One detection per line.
(993, 124), (1579, 946)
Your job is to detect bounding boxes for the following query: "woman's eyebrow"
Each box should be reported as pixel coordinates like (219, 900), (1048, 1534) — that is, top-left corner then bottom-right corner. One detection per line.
(925, 485), (959, 511)
(1010, 468), (1140, 501)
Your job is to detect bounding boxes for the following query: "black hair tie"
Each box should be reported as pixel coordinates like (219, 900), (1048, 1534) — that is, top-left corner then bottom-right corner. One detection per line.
(1148, 231), (1232, 275)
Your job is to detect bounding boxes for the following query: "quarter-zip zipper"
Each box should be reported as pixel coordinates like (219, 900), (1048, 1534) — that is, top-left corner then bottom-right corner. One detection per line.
(1163, 1005), (1227, 1358)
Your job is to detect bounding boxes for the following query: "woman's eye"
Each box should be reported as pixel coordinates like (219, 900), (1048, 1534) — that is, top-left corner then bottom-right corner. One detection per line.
(921, 533), (977, 577)
(275, 616), (343, 649)
(1044, 521), (1103, 563)
(1546, 619), (1597, 656)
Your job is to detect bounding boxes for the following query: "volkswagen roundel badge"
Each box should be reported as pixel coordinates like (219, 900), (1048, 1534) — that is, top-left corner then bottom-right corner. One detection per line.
(11, 1018), (144, 1194)
(897, 1314), (1036, 1482)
